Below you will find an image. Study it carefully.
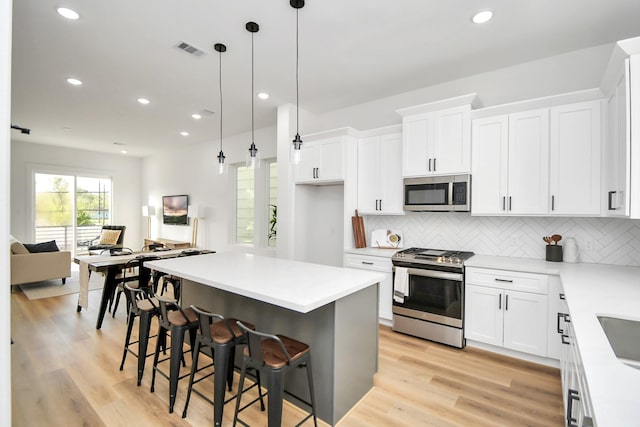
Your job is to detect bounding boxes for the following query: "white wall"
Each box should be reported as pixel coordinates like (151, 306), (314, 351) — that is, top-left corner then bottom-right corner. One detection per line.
(1, 0), (12, 424)
(11, 141), (143, 249)
(141, 125), (277, 252)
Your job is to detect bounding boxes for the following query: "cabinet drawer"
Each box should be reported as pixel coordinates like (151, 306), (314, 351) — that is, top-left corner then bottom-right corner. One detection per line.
(344, 254), (392, 272)
(466, 267), (548, 294)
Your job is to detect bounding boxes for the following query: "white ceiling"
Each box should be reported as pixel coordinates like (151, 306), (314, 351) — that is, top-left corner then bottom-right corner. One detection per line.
(10, 0), (640, 157)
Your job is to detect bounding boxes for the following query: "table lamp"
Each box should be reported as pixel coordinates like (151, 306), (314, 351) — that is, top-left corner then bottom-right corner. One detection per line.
(142, 205), (156, 239)
(187, 205), (206, 248)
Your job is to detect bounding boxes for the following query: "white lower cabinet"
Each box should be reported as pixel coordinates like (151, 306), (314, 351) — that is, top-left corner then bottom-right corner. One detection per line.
(344, 253), (393, 321)
(465, 267), (548, 357)
(557, 301), (594, 427)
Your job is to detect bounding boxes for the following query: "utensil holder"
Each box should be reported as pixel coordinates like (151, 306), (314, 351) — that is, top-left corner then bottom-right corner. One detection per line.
(546, 245), (563, 262)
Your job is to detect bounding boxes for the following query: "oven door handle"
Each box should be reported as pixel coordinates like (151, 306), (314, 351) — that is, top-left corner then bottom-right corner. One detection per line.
(394, 266), (463, 282)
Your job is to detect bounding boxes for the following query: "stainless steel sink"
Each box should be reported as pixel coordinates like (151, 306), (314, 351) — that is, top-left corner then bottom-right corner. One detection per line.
(598, 316), (640, 370)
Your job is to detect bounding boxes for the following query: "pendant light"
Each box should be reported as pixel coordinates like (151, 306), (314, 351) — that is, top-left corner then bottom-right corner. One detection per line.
(215, 43), (227, 175)
(291, 0), (304, 164)
(246, 21), (261, 169)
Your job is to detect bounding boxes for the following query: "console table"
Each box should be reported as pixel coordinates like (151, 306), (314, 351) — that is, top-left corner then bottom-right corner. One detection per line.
(144, 238), (191, 249)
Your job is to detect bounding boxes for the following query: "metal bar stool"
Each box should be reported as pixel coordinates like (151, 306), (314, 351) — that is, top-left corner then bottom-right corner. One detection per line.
(233, 322), (317, 427)
(111, 254), (161, 317)
(156, 250), (203, 301)
(182, 306), (265, 426)
(150, 295), (199, 413)
(119, 283), (158, 386)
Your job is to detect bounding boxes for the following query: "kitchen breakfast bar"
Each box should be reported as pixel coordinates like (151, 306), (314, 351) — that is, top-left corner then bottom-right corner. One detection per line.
(145, 252), (384, 426)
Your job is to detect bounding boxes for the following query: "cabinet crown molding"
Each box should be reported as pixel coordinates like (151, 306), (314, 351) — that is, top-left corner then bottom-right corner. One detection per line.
(396, 93), (478, 117)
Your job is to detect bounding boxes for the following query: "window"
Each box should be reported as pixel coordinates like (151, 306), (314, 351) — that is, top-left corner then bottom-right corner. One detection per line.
(234, 160), (277, 248)
(236, 166), (255, 244)
(34, 172), (112, 254)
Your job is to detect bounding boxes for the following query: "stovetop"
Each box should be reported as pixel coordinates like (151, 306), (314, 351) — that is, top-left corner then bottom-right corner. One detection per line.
(392, 247), (474, 268)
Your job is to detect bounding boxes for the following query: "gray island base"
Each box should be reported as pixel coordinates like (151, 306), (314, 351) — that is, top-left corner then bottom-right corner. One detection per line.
(146, 252), (383, 425)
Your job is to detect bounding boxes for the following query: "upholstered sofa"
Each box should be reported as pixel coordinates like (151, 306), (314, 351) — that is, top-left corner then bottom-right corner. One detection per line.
(10, 237), (71, 286)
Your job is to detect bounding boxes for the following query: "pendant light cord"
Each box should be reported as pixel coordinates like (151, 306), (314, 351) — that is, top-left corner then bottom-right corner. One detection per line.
(251, 31), (255, 145)
(219, 49), (223, 153)
(296, 8), (300, 133)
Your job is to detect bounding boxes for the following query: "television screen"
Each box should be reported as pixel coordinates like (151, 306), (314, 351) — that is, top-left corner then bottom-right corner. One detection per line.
(162, 195), (189, 225)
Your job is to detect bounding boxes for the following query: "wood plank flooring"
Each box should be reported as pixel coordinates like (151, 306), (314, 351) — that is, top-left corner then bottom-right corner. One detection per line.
(10, 287), (564, 426)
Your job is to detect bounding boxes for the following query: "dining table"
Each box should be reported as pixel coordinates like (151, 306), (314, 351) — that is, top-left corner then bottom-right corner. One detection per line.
(74, 248), (212, 329)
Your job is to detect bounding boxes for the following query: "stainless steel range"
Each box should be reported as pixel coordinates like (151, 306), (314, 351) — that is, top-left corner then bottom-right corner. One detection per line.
(391, 247), (474, 348)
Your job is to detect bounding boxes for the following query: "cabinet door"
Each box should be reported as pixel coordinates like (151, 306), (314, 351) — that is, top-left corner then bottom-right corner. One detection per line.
(317, 137), (344, 181)
(503, 290), (548, 357)
(508, 109), (549, 214)
(549, 100), (601, 215)
(546, 277), (563, 360)
(608, 64), (631, 216)
(471, 115), (509, 215)
(402, 113), (430, 177)
(464, 284), (503, 347)
(295, 143), (317, 182)
(379, 133), (403, 214)
(357, 136), (381, 213)
(432, 105), (471, 174)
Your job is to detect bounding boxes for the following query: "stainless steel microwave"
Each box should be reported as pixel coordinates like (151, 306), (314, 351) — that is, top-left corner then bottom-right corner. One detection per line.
(403, 174), (471, 212)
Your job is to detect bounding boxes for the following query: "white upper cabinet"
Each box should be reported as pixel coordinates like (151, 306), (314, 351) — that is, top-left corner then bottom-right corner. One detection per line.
(295, 136), (345, 184)
(605, 60), (631, 216)
(397, 94), (476, 178)
(507, 109), (550, 215)
(549, 100), (602, 215)
(471, 109), (549, 215)
(472, 100), (603, 216)
(357, 132), (403, 215)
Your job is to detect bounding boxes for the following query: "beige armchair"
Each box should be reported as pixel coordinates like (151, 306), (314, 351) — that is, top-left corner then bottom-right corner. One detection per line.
(10, 237), (71, 286)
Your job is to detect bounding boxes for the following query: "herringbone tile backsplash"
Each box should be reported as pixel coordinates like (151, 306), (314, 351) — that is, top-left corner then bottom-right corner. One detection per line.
(366, 213), (640, 266)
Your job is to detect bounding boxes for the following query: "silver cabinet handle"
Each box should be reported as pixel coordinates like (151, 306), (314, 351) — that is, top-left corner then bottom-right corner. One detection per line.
(608, 191), (616, 210)
(505, 294), (509, 310)
(361, 261), (374, 265)
(567, 389), (580, 427)
(502, 196), (506, 211)
(379, 199), (382, 211)
(433, 158), (436, 171)
(494, 278), (513, 283)
(509, 196), (512, 211)
(498, 294), (502, 310)
(551, 195), (555, 211)
(428, 158), (432, 171)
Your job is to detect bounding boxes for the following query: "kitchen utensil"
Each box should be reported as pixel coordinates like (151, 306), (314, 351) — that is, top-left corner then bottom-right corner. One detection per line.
(551, 234), (562, 245)
(352, 210), (366, 248)
(543, 236), (552, 245)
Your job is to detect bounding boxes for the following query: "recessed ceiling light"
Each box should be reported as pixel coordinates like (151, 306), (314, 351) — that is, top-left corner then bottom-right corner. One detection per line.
(257, 92), (269, 100)
(57, 7), (79, 20)
(66, 77), (82, 86)
(137, 97), (150, 105)
(120, 150), (128, 154)
(472, 10), (493, 24)
(63, 127), (72, 131)
(180, 131), (189, 136)
(191, 113), (202, 119)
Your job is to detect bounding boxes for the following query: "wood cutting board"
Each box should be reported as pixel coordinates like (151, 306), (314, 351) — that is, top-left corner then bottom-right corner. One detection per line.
(352, 210), (366, 248)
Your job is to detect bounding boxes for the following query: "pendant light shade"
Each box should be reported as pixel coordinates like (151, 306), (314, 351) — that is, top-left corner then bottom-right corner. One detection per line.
(246, 21), (261, 169)
(291, 0), (305, 164)
(215, 43), (227, 175)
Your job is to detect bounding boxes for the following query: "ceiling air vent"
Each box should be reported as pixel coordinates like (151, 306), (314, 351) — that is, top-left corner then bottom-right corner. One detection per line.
(175, 41), (206, 57)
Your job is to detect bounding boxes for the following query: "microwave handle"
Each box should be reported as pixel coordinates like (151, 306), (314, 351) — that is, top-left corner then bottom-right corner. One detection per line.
(448, 182), (454, 206)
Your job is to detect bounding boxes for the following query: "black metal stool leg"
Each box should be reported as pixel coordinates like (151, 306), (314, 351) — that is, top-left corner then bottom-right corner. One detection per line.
(150, 326), (166, 393)
(232, 361), (248, 427)
(137, 310), (153, 386)
(181, 339), (201, 418)
(168, 326), (186, 413)
(306, 356), (318, 427)
(119, 310), (135, 370)
(267, 369), (285, 427)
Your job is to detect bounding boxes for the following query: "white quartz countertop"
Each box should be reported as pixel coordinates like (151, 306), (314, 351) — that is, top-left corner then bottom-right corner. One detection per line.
(466, 255), (640, 427)
(343, 247), (399, 258)
(145, 252), (385, 313)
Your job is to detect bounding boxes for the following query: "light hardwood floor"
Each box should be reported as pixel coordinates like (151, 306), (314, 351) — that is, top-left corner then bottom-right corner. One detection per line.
(10, 287), (564, 426)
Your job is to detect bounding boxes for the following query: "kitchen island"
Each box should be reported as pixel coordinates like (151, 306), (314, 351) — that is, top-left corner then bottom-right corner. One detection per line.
(145, 252), (384, 426)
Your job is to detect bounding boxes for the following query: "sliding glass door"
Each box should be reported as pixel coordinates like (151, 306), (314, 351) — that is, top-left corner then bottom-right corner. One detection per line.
(34, 173), (112, 255)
